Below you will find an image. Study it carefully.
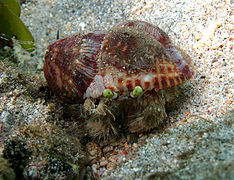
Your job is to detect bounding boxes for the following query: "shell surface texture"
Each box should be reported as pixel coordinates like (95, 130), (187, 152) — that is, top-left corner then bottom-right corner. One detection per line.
(44, 20), (195, 138)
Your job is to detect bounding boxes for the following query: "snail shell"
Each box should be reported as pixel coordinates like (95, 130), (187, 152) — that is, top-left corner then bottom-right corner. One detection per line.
(44, 20), (194, 103)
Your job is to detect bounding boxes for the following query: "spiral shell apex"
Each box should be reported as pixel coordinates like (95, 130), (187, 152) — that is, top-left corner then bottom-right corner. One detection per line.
(44, 20), (194, 103)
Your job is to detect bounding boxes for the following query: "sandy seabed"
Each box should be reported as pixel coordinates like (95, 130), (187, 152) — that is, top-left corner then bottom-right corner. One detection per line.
(0, 0), (233, 179)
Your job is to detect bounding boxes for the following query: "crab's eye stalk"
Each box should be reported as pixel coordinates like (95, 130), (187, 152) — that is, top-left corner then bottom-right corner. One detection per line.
(103, 89), (114, 99)
(130, 86), (143, 98)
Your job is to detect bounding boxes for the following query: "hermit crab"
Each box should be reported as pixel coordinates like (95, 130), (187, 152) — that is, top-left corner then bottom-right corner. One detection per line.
(44, 20), (194, 138)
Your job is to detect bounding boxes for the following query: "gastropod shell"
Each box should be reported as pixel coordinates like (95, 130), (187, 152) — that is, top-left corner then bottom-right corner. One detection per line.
(44, 20), (195, 138)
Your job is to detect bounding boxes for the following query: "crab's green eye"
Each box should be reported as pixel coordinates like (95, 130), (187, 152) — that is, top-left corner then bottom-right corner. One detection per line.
(131, 86), (143, 98)
(103, 89), (114, 99)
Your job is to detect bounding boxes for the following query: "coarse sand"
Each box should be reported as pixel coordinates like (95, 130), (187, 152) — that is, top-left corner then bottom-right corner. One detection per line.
(1, 0), (233, 179)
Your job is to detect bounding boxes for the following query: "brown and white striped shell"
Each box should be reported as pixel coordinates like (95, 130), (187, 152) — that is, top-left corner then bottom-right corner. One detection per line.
(44, 20), (195, 137)
(44, 20), (194, 103)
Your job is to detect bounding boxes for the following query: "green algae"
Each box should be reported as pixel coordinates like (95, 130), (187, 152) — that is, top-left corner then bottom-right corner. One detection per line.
(0, 0), (35, 52)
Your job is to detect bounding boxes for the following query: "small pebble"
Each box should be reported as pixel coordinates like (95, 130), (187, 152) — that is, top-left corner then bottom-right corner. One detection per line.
(100, 159), (108, 167)
(92, 164), (98, 174)
(107, 162), (116, 171)
(79, 22), (86, 30)
(103, 146), (114, 153)
(132, 143), (138, 149)
(108, 155), (118, 163)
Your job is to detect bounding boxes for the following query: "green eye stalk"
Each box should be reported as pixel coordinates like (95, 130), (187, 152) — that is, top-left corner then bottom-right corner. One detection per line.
(103, 86), (143, 99)
(103, 89), (117, 99)
(130, 86), (143, 98)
